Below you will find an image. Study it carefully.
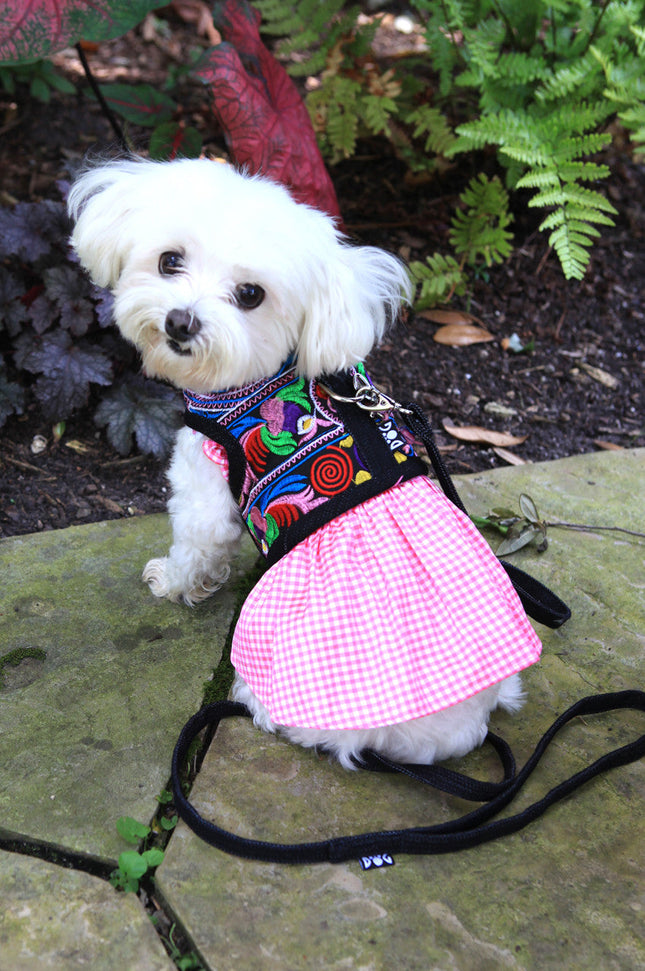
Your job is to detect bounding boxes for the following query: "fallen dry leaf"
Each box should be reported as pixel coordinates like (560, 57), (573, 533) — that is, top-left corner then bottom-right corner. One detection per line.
(580, 363), (619, 389)
(94, 495), (124, 515)
(484, 401), (518, 418)
(593, 440), (624, 451)
(492, 446), (529, 465)
(170, 0), (222, 44)
(433, 323), (495, 346)
(417, 309), (478, 325)
(64, 439), (93, 454)
(442, 418), (528, 448)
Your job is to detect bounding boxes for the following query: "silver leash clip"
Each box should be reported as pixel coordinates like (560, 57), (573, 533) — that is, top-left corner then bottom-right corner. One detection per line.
(320, 371), (412, 415)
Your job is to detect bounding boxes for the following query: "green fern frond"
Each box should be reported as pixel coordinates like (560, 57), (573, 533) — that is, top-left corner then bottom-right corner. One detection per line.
(459, 16), (506, 75)
(537, 199), (616, 280)
(528, 183), (616, 215)
(449, 174), (513, 268)
(536, 53), (602, 103)
(362, 94), (398, 137)
(545, 222), (597, 280)
(307, 74), (362, 161)
(493, 51), (548, 85)
(516, 160), (610, 188)
(405, 105), (457, 156)
(253, 0), (359, 76)
(409, 253), (466, 309)
(619, 103), (645, 154)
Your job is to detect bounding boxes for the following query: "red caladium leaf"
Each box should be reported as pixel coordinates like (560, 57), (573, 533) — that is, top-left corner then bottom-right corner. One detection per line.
(194, 0), (342, 223)
(98, 83), (176, 127)
(149, 121), (203, 160)
(0, 0), (165, 65)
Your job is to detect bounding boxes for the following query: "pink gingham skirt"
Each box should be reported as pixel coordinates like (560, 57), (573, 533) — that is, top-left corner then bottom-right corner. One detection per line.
(231, 476), (541, 731)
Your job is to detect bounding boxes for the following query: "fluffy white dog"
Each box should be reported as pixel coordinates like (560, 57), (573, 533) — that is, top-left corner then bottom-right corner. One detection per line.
(69, 158), (539, 769)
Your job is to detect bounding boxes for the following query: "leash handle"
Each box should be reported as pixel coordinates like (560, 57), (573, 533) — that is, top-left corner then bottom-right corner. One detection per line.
(171, 691), (645, 864)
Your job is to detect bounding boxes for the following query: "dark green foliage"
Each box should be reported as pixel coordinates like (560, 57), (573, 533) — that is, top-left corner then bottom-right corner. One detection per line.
(89, 60), (204, 161)
(260, 0), (645, 285)
(0, 197), (182, 455)
(410, 174), (513, 308)
(253, 0), (362, 76)
(0, 59), (75, 102)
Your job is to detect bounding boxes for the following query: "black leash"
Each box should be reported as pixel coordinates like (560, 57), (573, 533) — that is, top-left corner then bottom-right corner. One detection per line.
(169, 379), (641, 865)
(401, 401), (571, 629)
(171, 691), (645, 864)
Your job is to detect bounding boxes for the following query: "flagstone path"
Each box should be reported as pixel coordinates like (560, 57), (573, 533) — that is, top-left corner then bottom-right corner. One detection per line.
(1, 449), (643, 970)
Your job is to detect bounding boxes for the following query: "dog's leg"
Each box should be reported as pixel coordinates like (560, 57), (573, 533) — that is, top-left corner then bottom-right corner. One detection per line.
(143, 427), (243, 604)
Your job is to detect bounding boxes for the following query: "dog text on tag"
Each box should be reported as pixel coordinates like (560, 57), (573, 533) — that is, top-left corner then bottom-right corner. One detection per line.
(359, 853), (395, 871)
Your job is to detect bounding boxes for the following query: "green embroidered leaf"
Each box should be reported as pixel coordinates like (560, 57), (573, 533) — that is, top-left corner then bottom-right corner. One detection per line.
(277, 377), (311, 411)
(260, 426), (297, 455)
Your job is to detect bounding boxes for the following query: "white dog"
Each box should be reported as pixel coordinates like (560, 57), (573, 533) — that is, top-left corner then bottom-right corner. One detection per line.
(69, 158), (541, 769)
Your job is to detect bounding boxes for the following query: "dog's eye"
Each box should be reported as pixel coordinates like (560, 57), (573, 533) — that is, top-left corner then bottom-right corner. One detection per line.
(235, 283), (265, 310)
(159, 251), (185, 276)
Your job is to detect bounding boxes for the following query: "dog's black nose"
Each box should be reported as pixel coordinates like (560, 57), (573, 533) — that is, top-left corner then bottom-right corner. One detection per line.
(165, 309), (201, 342)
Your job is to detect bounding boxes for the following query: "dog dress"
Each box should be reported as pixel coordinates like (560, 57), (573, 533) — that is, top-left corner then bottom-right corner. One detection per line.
(184, 362), (541, 732)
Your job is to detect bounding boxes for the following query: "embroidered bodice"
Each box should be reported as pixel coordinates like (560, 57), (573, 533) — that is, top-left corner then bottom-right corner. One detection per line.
(183, 362), (427, 564)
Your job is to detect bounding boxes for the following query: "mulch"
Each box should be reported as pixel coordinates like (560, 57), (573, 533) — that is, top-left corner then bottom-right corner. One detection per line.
(1, 17), (643, 539)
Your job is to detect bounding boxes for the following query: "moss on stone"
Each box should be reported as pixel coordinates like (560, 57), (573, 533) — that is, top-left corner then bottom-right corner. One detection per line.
(0, 647), (46, 688)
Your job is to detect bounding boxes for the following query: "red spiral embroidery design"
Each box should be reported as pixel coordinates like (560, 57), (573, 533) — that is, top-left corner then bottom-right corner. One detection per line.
(310, 447), (354, 497)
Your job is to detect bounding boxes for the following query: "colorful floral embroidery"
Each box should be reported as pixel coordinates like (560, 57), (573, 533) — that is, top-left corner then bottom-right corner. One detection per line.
(184, 363), (420, 557)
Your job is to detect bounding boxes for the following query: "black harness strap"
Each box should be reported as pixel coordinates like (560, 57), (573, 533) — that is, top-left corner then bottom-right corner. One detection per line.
(171, 691), (645, 864)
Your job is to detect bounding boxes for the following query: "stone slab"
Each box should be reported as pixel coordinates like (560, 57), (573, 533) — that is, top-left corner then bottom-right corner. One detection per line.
(0, 850), (173, 971)
(0, 515), (258, 861)
(158, 450), (645, 970)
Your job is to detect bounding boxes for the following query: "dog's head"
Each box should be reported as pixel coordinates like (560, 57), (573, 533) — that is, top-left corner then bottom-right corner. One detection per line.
(68, 158), (410, 391)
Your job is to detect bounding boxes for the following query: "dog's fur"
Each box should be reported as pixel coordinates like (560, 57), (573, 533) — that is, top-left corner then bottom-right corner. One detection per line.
(69, 157), (523, 768)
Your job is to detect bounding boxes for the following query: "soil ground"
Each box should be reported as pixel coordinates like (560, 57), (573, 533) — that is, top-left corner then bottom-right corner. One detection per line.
(1, 12), (643, 538)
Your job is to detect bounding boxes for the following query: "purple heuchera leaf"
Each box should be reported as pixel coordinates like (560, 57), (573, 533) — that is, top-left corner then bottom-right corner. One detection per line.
(0, 200), (67, 260)
(94, 374), (182, 457)
(24, 329), (112, 417)
(91, 286), (115, 328)
(44, 265), (95, 335)
(27, 294), (56, 335)
(0, 370), (26, 425)
(0, 268), (28, 336)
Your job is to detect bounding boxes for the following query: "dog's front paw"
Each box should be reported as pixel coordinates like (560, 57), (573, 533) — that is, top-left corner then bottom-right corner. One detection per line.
(143, 557), (180, 601)
(142, 556), (230, 605)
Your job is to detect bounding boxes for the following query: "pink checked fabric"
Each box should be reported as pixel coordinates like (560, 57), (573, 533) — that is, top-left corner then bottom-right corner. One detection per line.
(229, 475), (541, 731)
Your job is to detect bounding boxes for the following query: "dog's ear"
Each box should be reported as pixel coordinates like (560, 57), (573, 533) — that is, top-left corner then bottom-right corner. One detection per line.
(68, 164), (136, 289)
(295, 241), (411, 378)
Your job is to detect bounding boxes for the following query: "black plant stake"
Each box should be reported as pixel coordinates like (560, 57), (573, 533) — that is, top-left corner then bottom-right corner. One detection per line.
(75, 43), (129, 152)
